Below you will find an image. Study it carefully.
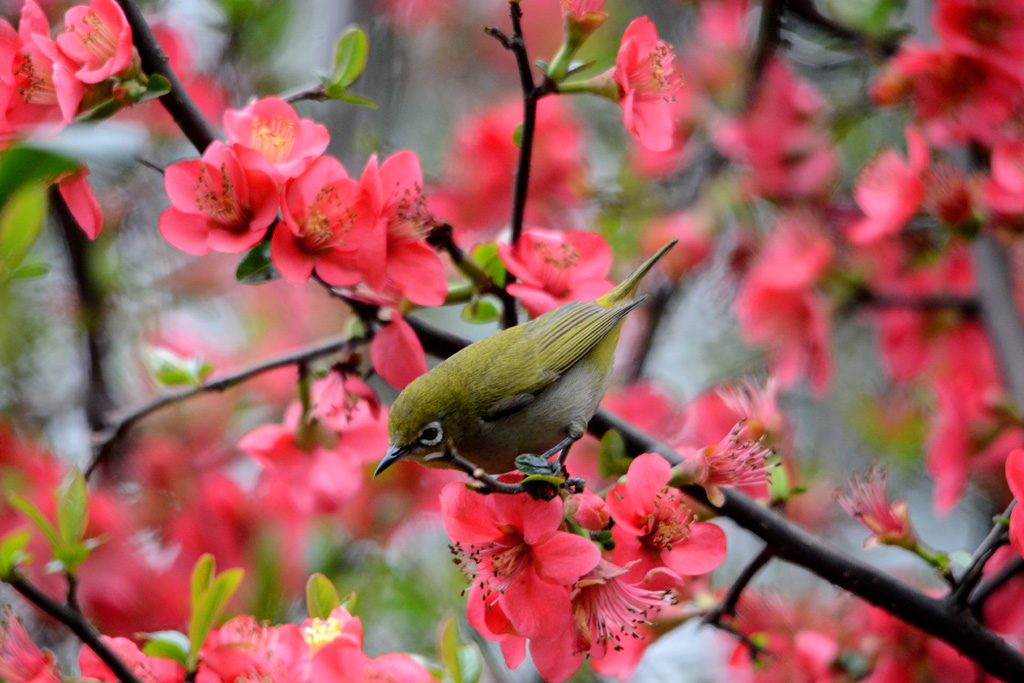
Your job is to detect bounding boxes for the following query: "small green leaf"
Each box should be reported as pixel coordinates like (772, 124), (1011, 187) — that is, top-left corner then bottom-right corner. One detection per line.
(306, 573), (341, 620)
(8, 494), (60, 550)
(339, 591), (357, 612)
(0, 184), (47, 280)
(949, 550), (973, 569)
(138, 74), (172, 103)
(141, 631), (190, 666)
(236, 239), (280, 284)
(512, 123), (523, 147)
(331, 27), (369, 89)
(597, 430), (629, 478)
(437, 613), (461, 683)
(457, 643), (482, 683)
(11, 258), (49, 280)
(56, 468), (88, 546)
(190, 554), (215, 612)
(520, 474), (564, 486)
(332, 92), (378, 108)
(78, 98), (125, 122)
(470, 243), (505, 285)
(0, 528), (32, 577)
(144, 347), (213, 387)
(515, 454), (556, 476)
(53, 541), (91, 574)
(461, 297), (499, 324)
(189, 568), (244, 662)
(0, 147), (76, 207)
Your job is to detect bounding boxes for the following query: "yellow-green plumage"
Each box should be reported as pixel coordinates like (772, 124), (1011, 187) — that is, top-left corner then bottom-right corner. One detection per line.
(379, 240), (677, 475)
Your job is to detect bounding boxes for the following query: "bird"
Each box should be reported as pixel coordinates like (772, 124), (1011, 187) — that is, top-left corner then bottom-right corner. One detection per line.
(374, 239), (677, 477)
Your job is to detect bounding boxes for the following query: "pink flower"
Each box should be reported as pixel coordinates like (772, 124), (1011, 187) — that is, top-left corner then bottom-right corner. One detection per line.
(359, 151), (447, 306)
(275, 154), (383, 286)
(612, 17), (682, 152)
(607, 453), (727, 589)
(79, 636), (184, 683)
(565, 488), (610, 531)
(678, 422), (773, 505)
(1006, 449), (1024, 559)
(159, 140), (279, 255)
(562, 0), (606, 36)
(836, 465), (917, 549)
(312, 365), (381, 422)
(311, 640), (432, 683)
(528, 559), (667, 682)
(2, 1), (84, 132)
(56, 0), (134, 84)
(57, 165), (102, 239)
(428, 99), (588, 244)
(848, 129), (928, 244)
(0, 610), (61, 683)
(934, 0), (1024, 72)
(983, 138), (1024, 215)
(640, 210), (712, 281)
(441, 482), (601, 639)
(223, 96), (330, 183)
(497, 228), (614, 316)
(202, 617), (308, 683)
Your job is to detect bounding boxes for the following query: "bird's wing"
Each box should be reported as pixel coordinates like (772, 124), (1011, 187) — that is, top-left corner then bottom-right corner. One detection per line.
(475, 298), (645, 420)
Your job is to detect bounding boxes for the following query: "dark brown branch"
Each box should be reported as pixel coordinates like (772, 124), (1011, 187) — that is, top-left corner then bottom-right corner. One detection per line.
(6, 574), (143, 683)
(853, 292), (980, 316)
(426, 223), (518, 317)
(785, 0), (901, 57)
(404, 315), (1024, 682)
(86, 333), (369, 478)
(116, 0), (217, 152)
(50, 189), (114, 432)
(281, 82), (328, 103)
(969, 555), (1024, 615)
(949, 502), (1015, 609)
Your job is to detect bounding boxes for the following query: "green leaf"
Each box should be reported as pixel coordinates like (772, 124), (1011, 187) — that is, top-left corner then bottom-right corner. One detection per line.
(236, 239), (280, 284)
(331, 27), (369, 89)
(461, 297), (499, 324)
(470, 243), (505, 285)
(768, 462), (791, 501)
(332, 92), (378, 108)
(11, 258), (49, 280)
(512, 123), (523, 147)
(141, 631), (190, 666)
(52, 541), (91, 574)
(56, 468), (88, 546)
(437, 613), (461, 683)
(0, 528), (32, 577)
(78, 98), (126, 122)
(8, 494), (60, 550)
(949, 550), (973, 569)
(457, 643), (482, 683)
(189, 567), (244, 662)
(138, 74), (172, 104)
(515, 454), (556, 476)
(520, 474), (564, 487)
(597, 429), (630, 478)
(306, 573), (341, 620)
(0, 184), (47, 280)
(0, 147), (76, 207)
(144, 347), (213, 387)
(190, 554), (216, 612)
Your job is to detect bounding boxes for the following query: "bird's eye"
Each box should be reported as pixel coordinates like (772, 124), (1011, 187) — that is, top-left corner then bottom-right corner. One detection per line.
(419, 422), (444, 446)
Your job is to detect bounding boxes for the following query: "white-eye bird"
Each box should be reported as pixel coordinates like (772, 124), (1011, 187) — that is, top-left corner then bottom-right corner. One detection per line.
(374, 239), (677, 476)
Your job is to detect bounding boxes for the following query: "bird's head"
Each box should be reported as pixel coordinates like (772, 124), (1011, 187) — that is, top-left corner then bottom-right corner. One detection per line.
(375, 376), (452, 476)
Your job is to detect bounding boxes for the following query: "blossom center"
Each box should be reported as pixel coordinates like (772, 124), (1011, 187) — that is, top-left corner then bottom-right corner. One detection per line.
(14, 53), (57, 105)
(641, 488), (692, 550)
(533, 242), (580, 296)
(66, 10), (119, 61)
(455, 535), (532, 596)
(251, 116), (297, 164)
(194, 163), (247, 230)
(302, 617), (342, 652)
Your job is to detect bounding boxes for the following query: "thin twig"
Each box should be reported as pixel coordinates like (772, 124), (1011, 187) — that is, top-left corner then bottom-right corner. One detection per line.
(852, 292), (980, 315)
(115, 0), (218, 152)
(281, 82), (327, 103)
(86, 333), (370, 478)
(439, 450), (529, 495)
(969, 555), (1024, 615)
(704, 545), (775, 625)
(404, 315), (1024, 682)
(949, 501), (1015, 609)
(6, 574), (143, 683)
(426, 223), (518, 316)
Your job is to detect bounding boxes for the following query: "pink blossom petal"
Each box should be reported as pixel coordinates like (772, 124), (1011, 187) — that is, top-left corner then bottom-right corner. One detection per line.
(370, 316), (428, 389)
(531, 531), (602, 584)
(662, 520), (727, 576)
(58, 168), (102, 239)
(440, 483), (502, 544)
(501, 566), (573, 638)
(387, 240), (447, 306)
(158, 208), (214, 255)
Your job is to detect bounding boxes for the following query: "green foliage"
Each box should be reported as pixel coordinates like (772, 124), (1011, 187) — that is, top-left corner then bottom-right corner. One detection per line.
(188, 554), (244, 668)
(471, 243), (506, 286)
(597, 429), (630, 478)
(7, 468), (96, 575)
(0, 147), (76, 207)
(0, 528), (32, 578)
(461, 296), (500, 324)
(236, 239), (280, 284)
(322, 27), (377, 107)
(0, 186), (47, 285)
(144, 347), (214, 387)
(306, 572), (342, 619)
(141, 631), (191, 666)
(437, 613), (482, 683)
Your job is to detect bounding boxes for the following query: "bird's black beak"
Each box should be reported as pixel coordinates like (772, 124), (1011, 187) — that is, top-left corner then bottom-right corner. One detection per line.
(374, 444), (413, 478)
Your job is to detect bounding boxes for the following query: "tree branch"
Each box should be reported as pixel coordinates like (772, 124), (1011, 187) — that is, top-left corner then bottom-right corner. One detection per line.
(705, 545), (775, 625)
(949, 501), (1015, 609)
(6, 574), (142, 683)
(404, 314), (1024, 682)
(116, 0), (218, 152)
(86, 333), (369, 478)
(969, 555), (1024, 615)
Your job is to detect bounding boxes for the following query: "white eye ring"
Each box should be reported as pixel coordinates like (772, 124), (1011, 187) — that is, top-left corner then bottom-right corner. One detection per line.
(419, 422), (444, 447)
